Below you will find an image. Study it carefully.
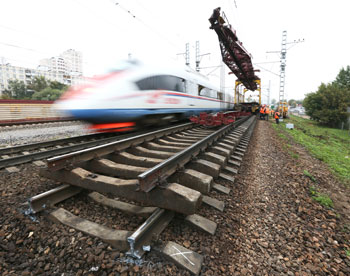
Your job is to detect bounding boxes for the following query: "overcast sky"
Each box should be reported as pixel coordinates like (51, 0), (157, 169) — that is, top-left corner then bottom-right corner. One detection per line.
(0, 0), (349, 103)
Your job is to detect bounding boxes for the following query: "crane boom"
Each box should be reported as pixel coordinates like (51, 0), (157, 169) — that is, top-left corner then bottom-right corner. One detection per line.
(209, 7), (259, 91)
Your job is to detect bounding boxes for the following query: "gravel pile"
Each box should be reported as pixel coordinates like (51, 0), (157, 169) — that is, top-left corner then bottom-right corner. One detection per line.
(0, 121), (90, 147)
(0, 119), (349, 275)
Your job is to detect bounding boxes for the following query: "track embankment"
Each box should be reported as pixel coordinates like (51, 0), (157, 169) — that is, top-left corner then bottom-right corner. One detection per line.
(229, 120), (350, 275)
(0, 118), (349, 275)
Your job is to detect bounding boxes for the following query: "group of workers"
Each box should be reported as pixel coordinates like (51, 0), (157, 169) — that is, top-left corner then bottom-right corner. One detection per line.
(259, 105), (281, 124)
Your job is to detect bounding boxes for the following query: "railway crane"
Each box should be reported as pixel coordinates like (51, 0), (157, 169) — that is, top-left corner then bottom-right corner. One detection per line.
(209, 7), (261, 108)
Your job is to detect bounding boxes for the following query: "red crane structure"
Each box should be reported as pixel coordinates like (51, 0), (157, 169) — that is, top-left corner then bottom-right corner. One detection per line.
(209, 7), (260, 91)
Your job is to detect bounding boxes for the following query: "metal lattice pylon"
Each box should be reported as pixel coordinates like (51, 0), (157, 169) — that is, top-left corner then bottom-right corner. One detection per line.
(279, 31), (287, 103)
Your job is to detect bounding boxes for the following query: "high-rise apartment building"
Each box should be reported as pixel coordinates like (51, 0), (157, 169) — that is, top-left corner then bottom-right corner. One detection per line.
(61, 49), (83, 75)
(39, 49), (83, 76)
(0, 49), (84, 95)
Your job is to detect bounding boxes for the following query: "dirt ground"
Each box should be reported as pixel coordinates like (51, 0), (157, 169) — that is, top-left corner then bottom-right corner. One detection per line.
(228, 119), (350, 275)
(0, 119), (349, 275)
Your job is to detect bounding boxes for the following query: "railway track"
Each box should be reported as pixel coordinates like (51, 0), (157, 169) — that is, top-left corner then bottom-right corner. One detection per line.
(22, 116), (257, 275)
(0, 132), (124, 171)
(0, 127), (170, 171)
(0, 118), (77, 127)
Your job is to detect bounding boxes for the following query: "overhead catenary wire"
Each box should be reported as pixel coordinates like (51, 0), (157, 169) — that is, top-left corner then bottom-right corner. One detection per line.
(0, 3), (131, 73)
(0, 24), (50, 42)
(132, 0), (187, 48)
(1, 0), (130, 55)
(254, 64), (280, 77)
(73, 0), (129, 32)
(0, 0), (131, 71)
(0, 40), (107, 71)
(110, 0), (184, 52)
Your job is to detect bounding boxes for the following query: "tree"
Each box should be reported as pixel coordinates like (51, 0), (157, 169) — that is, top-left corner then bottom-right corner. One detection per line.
(27, 76), (49, 93)
(288, 99), (297, 108)
(333, 65), (350, 89)
(1, 89), (12, 99)
(31, 87), (64, 101)
(49, 80), (68, 91)
(295, 99), (303, 105)
(303, 82), (350, 127)
(7, 79), (27, 99)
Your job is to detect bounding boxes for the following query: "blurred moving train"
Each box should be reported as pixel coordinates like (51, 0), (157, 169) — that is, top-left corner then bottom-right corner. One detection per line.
(54, 60), (235, 132)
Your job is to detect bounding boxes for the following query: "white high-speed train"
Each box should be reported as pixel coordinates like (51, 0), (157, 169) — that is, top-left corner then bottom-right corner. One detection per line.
(55, 60), (235, 131)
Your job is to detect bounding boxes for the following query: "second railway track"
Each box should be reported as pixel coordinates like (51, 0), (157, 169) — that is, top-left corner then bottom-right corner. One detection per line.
(0, 123), (189, 171)
(21, 116), (257, 275)
(0, 132), (123, 171)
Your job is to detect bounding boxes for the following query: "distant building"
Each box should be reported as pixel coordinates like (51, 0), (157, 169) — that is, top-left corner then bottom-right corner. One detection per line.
(0, 49), (84, 96)
(0, 63), (26, 94)
(60, 49), (83, 76)
(39, 49), (83, 76)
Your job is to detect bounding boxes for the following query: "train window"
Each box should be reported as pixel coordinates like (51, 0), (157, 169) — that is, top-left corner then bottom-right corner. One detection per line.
(199, 86), (211, 97)
(199, 86), (218, 99)
(136, 75), (186, 92)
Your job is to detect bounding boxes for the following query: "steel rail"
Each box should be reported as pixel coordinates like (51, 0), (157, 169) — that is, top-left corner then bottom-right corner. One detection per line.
(0, 118), (77, 127)
(138, 116), (250, 192)
(26, 184), (82, 214)
(127, 208), (174, 259)
(0, 132), (115, 155)
(0, 133), (138, 170)
(47, 122), (194, 171)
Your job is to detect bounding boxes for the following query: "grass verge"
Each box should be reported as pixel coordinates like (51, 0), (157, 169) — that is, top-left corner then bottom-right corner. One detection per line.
(271, 115), (350, 185)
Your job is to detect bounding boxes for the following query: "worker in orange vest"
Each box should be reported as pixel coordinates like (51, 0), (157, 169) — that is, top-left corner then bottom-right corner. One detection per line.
(270, 109), (275, 119)
(259, 105), (266, 120)
(265, 106), (270, 121)
(275, 110), (280, 124)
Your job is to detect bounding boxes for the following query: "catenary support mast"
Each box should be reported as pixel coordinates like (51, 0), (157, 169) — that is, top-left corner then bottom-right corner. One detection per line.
(279, 31), (287, 104)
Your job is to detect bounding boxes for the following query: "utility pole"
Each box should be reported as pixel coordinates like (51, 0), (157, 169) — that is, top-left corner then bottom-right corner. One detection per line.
(267, 31), (304, 105)
(177, 42), (190, 66)
(267, 80), (271, 105)
(279, 30), (287, 104)
(195, 41), (210, 72)
(185, 43), (190, 66)
(195, 41), (200, 71)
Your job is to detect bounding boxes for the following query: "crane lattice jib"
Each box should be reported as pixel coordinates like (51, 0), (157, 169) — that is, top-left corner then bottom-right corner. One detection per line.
(209, 7), (259, 91)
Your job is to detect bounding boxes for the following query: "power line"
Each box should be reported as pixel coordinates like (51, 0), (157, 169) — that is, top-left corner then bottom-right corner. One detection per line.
(0, 41), (38, 53)
(0, 39), (109, 73)
(132, 0), (187, 46)
(0, 24), (49, 42)
(254, 64), (280, 77)
(254, 61), (280, 64)
(110, 0), (183, 51)
(73, 0), (128, 32)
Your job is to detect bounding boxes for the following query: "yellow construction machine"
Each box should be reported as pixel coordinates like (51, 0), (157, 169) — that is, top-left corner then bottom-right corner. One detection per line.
(278, 101), (288, 118)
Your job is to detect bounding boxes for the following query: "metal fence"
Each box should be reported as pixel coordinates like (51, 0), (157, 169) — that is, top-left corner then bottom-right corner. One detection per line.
(0, 99), (64, 123)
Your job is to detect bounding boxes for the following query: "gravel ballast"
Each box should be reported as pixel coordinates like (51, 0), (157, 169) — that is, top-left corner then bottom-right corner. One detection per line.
(0, 119), (349, 275)
(0, 121), (90, 147)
